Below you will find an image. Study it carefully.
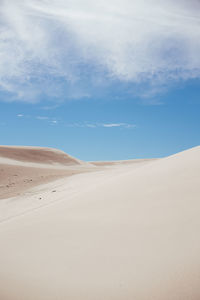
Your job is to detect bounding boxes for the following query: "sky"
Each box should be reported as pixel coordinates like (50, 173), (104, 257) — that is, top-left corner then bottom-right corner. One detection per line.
(0, 0), (200, 161)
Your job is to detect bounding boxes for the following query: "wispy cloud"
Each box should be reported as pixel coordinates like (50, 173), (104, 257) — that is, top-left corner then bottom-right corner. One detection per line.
(102, 123), (136, 128)
(66, 122), (136, 129)
(36, 116), (49, 120)
(1, 0), (200, 101)
(36, 116), (58, 124)
(102, 124), (122, 128)
(85, 124), (97, 128)
(40, 105), (60, 110)
(15, 114), (135, 128)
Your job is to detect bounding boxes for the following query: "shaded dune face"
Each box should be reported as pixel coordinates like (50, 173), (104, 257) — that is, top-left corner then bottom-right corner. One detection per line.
(0, 146), (82, 165)
(0, 146), (86, 200)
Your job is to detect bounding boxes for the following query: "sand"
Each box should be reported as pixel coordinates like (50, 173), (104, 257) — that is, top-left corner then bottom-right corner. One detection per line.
(0, 146), (84, 166)
(0, 146), (94, 200)
(0, 145), (200, 299)
(0, 163), (82, 200)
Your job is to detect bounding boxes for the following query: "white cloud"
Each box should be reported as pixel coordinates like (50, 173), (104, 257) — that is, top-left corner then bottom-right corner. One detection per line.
(36, 116), (49, 120)
(65, 122), (135, 129)
(15, 115), (135, 128)
(0, 0), (200, 100)
(102, 123), (136, 128)
(103, 123), (124, 128)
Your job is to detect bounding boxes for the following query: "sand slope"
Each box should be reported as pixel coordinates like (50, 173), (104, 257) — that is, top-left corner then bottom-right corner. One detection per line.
(0, 146), (199, 299)
(0, 146), (83, 166)
(0, 146), (93, 200)
(0, 146), (153, 201)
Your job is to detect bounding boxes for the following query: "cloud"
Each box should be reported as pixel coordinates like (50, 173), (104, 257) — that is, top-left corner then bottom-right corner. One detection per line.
(65, 122), (136, 129)
(14, 114), (135, 128)
(102, 123), (136, 128)
(41, 105), (60, 110)
(36, 116), (49, 120)
(102, 124), (122, 128)
(1, 0), (200, 101)
(85, 124), (97, 128)
(36, 116), (58, 124)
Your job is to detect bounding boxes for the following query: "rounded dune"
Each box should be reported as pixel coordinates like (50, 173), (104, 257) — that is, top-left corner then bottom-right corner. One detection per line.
(0, 146), (83, 166)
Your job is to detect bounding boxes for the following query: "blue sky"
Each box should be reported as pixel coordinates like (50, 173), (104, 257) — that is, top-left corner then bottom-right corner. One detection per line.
(0, 1), (200, 161)
(0, 79), (199, 161)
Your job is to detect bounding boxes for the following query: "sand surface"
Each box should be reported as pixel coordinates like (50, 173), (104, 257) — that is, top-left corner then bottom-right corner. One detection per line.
(0, 146), (93, 200)
(0, 164), (82, 200)
(0, 146), (83, 166)
(0, 146), (200, 299)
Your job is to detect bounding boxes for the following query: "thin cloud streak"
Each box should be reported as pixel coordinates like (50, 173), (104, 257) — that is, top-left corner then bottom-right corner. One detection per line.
(1, 0), (200, 101)
(102, 123), (136, 128)
(15, 115), (135, 129)
(66, 122), (136, 129)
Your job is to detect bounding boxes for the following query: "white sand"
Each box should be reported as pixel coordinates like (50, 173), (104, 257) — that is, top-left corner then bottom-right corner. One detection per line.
(0, 146), (199, 299)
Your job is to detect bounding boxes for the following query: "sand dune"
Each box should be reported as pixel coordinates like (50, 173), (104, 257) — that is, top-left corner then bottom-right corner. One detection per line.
(0, 146), (93, 200)
(0, 146), (199, 299)
(0, 146), (83, 166)
(91, 158), (157, 167)
(0, 146), (153, 201)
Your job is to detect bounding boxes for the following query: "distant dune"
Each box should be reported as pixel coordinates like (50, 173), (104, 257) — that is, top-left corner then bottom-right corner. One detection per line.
(91, 158), (158, 166)
(0, 146), (83, 166)
(0, 146), (91, 200)
(0, 146), (199, 299)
